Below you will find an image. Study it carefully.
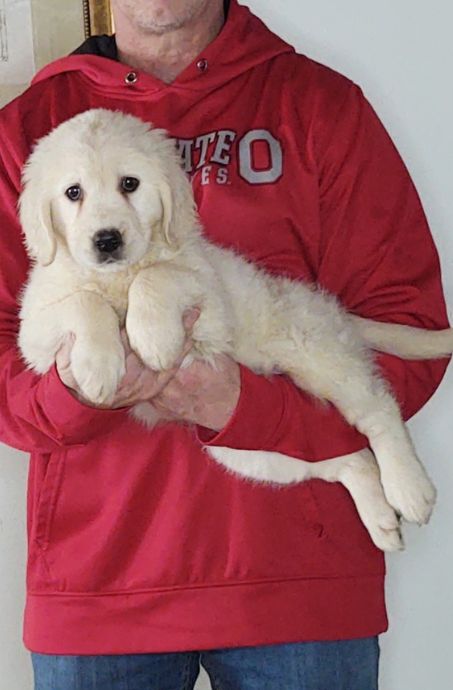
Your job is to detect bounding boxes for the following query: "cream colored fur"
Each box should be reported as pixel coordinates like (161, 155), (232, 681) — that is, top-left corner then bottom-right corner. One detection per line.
(18, 109), (453, 552)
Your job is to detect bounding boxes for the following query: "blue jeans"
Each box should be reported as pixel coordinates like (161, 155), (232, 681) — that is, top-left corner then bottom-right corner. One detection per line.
(32, 637), (379, 689)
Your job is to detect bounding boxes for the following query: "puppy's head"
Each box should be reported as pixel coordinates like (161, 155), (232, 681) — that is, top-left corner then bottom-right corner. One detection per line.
(19, 108), (199, 270)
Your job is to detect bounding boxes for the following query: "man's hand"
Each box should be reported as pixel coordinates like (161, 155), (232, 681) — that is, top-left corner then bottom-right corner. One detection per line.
(55, 310), (241, 431)
(151, 353), (241, 431)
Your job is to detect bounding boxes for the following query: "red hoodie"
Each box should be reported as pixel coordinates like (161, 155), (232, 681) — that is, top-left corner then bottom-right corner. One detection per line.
(0, 0), (448, 655)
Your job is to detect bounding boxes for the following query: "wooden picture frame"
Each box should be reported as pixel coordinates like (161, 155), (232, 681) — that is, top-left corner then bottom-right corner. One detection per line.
(83, 0), (113, 37)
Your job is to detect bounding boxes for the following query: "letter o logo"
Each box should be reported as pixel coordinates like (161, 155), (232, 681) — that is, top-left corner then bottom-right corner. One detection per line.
(239, 130), (283, 184)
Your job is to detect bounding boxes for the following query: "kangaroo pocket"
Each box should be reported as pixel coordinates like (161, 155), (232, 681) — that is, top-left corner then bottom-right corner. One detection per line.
(27, 426), (384, 595)
(30, 450), (66, 550)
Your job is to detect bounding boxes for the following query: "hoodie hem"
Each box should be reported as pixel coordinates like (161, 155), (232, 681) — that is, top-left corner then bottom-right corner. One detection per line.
(24, 574), (387, 654)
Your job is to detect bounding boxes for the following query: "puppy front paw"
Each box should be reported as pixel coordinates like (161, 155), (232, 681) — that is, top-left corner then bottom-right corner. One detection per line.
(70, 339), (125, 405)
(126, 314), (185, 371)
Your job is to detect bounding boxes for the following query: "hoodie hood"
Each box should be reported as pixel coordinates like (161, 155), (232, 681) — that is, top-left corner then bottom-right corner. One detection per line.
(31, 1), (294, 96)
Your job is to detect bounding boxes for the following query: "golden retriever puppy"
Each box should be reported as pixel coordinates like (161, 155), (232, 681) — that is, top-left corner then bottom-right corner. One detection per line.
(18, 109), (453, 551)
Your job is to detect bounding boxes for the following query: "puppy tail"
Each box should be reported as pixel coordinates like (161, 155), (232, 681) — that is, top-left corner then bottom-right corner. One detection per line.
(350, 315), (453, 360)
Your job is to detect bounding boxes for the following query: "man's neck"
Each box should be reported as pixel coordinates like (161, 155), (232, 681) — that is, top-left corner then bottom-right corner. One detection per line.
(115, 2), (225, 83)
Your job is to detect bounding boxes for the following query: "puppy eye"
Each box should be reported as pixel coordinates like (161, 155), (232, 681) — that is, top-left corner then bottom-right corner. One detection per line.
(65, 185), (83, 202)
(121, 177), (140, 193)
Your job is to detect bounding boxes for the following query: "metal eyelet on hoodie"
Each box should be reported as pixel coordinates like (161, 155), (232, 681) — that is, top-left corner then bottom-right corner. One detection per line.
(196, 58), (208, 73)
(125, 71), (138, 85)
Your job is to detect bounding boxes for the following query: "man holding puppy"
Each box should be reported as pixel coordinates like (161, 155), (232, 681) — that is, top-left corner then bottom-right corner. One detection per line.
(0, 0), (448, 688)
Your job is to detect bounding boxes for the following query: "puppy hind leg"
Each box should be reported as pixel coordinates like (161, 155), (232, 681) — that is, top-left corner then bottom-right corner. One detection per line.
(325, 376), (436, 526)
(207, 446), (314, 484)
(286, 354), (436, 526)
(354, 404), (436, 525)
(209, 446), (402, 551)
(314, 449), (404, 552)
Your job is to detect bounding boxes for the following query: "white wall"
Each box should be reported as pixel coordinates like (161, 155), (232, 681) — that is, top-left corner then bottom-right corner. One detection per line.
(0, 1), (452, 689)
(0, 0), (84, 108)
(0, 2), (85, 688)
(243, 3), (453, 690)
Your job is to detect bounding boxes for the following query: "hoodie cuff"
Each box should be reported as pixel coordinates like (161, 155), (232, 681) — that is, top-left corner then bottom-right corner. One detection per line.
(35, 364), (127, 445)
(196, 364), (368, 461)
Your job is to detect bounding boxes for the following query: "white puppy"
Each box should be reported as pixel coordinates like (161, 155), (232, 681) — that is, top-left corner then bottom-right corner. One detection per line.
(18, 109), (453, 552)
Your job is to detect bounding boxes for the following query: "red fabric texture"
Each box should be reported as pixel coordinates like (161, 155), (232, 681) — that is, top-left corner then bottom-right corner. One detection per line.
(0, 0), (449, 654)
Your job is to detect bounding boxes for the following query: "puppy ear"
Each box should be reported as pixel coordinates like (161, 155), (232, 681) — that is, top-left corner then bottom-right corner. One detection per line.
(156, 172), (200, 248)
(19, 175), (56, 266)
(158, 179), (175, 246)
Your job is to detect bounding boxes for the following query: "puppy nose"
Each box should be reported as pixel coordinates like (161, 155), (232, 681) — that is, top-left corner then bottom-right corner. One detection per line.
(93, 229), (123, 254)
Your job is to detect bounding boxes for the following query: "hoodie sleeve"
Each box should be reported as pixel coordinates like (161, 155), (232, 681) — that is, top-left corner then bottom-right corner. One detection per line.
(198, 82), (449, 461)
(0, 108), (126, 455)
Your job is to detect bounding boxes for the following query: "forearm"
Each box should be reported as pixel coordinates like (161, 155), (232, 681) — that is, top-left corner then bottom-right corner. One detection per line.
(198, 353), (449, 461)
(0, 343), (126, 454)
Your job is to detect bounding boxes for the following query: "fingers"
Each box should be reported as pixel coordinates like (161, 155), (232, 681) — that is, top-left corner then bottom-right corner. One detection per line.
(146, 366), (184, 399)
(110, 354), (180, 407)
(112, 355), (143, 400)
(176, 306), (200, 368)
(182, 306), (200, 333)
